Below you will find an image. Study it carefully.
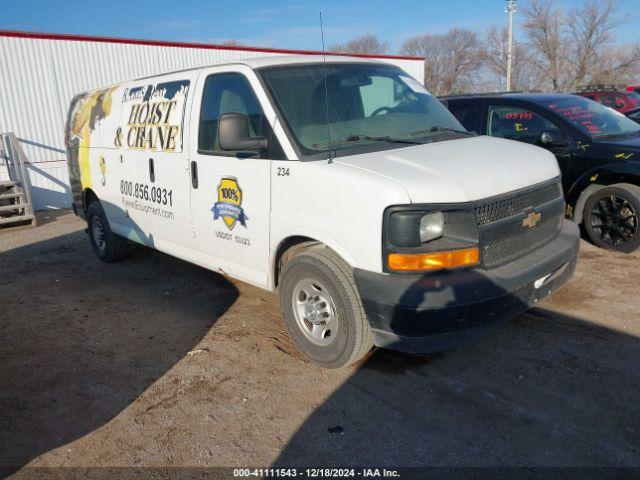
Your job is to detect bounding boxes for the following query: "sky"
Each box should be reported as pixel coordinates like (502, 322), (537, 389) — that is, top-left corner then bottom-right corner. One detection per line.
(1, 0), (638, 53)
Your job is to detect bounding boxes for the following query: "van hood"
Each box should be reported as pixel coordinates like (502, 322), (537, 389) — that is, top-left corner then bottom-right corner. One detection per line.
(334, 136), (561, 203)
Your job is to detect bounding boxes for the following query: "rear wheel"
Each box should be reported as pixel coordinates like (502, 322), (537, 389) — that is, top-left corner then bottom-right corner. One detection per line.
(278, 244), (374, 369)
(86, 201), (130, 262)
(583, 184), (640, 253)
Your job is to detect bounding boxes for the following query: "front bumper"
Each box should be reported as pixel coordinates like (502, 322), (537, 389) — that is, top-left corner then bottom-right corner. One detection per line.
(354, 220), (580, 353)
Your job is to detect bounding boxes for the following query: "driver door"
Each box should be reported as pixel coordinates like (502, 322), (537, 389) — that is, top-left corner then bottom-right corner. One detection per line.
(188, 66), (285, 288)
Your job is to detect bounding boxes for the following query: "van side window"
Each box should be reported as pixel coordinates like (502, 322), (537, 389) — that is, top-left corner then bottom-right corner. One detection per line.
(487, 105), (561, 145)
(198, 73), (285, 159)
(360, 76), (399, 116)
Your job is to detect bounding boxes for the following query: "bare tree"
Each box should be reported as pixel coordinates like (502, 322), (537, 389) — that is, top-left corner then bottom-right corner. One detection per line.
(330, 34), (390, 55)
(567, 0), (632, 86)
(522, 0), (638, 91)
(590, 44), (640, 84)
(483, 26), (538, 91)
(521, 0), (567, 91)
(400, 29), (484, 95)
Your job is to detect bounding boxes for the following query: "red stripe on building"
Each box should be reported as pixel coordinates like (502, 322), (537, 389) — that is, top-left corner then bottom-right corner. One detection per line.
(0, 29), (423, 61)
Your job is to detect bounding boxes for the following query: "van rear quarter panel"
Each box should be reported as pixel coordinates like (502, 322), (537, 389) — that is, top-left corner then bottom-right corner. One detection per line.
(66, 85), (124, 218)
(67, 70), (199, 236)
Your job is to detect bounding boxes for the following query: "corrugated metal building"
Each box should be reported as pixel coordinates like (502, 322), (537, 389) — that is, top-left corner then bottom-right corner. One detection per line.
(0, 30), (425, 210)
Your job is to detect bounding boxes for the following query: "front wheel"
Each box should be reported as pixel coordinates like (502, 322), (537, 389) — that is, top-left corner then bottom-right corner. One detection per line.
(583, 183), (640, 253)
(278, 244), (374, 368)
(86, 201), (131, 262)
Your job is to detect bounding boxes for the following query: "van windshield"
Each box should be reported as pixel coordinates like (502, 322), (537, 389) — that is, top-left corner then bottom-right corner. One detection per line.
(259, 63), (467, 158)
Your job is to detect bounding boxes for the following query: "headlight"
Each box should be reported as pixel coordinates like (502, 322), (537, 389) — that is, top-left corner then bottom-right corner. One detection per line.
(387, 209), (448, 247)
(420, 212), (444, 243)
(384, 206), (480, 273)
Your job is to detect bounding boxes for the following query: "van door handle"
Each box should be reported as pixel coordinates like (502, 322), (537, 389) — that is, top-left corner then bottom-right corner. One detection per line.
(191, 161), (198, 189)
(149, 158), (155, 183)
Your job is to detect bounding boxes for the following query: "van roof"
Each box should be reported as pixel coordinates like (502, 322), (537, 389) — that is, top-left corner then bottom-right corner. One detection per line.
(131, 54), (390, 81)
(232, 54), (388, 69)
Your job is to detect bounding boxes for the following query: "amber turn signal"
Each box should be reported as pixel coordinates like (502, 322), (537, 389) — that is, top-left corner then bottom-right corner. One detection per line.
(388, 247), (480, 272)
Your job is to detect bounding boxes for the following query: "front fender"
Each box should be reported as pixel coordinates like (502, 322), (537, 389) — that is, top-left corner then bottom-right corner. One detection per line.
(269, 228), (358, 290)
(566, 162), (640, 221)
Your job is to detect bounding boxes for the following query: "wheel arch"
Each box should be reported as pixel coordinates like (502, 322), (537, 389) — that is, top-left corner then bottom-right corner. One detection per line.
(82, 188), (99, 214)
(271, 232), (356, 290)
(567, 166), (640, 224)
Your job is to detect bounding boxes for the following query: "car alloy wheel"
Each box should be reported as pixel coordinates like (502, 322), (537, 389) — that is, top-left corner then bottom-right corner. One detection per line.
(589, 194), (638, 247)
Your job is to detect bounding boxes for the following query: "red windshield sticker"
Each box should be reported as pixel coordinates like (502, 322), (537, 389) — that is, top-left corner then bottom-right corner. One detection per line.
(504, 112), (533, 120)
(548, 103), (596, 122)
(582, 121), (601, 134)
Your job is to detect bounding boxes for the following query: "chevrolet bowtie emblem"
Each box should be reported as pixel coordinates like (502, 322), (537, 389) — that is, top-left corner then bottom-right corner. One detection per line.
(522, 211), (542, 229)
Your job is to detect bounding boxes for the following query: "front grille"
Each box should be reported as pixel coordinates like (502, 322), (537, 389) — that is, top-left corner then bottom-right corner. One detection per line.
(474, 181), (563, 225)
(474, 179), (565, 268)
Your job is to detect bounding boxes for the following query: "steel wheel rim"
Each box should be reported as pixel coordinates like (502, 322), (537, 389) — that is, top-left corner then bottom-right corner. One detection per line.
(291, 278), (338, 346)
(91, 215), (107, 253)
(590, 194), (638, 247)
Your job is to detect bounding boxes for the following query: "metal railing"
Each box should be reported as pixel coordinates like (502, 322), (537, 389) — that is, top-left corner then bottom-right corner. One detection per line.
(0, 132), (36, 222)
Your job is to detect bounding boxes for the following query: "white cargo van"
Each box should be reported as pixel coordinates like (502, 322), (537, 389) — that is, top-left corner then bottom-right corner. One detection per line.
(66, 56), (579, 368)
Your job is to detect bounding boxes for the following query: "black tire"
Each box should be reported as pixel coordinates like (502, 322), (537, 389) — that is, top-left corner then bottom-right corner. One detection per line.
(86, 201), (130, 262)
(278, 244), (374, 369)
(583, 183), (640, 253)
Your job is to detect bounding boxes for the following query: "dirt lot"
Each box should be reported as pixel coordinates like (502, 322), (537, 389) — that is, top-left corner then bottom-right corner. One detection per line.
(1, 210), (639, 475)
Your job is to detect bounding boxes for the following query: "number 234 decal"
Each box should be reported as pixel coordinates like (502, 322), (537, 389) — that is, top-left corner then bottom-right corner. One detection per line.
(277, 167), (290, 177)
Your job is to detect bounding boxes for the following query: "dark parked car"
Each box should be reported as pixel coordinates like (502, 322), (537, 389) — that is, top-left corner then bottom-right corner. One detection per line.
(441, 93), (640, 252)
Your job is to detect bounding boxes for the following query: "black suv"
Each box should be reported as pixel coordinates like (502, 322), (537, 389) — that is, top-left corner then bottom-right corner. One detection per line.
(441, 93), (640, 252)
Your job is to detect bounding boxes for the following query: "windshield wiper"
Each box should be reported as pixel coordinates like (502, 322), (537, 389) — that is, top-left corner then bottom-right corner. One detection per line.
(343, 134), (424, 145)
(409, 126), (476, 137)
(311, 134), (423, 149)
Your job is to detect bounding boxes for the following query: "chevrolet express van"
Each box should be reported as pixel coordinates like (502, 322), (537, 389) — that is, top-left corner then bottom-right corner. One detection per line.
(66, 56), (579, 368)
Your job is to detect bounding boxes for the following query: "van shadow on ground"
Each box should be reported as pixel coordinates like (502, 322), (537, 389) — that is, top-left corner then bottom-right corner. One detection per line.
(274, 281), (640, 467)
(0, 229), (239, 475)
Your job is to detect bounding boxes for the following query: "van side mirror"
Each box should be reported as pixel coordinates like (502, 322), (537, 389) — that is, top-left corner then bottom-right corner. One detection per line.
(218, 113), (268, 152)
(540, 130), (570, 149)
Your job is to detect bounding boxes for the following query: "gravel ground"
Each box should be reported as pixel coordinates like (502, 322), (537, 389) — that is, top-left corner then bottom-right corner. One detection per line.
(0, 210), (638, 476)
